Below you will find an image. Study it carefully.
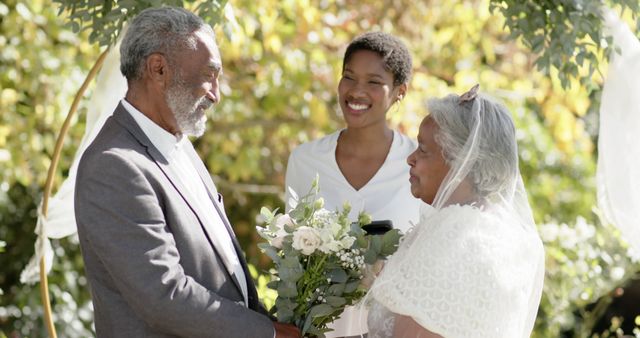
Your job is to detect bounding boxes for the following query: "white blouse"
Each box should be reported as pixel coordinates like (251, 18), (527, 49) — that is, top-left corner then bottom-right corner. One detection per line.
(284, 129), (422, 337)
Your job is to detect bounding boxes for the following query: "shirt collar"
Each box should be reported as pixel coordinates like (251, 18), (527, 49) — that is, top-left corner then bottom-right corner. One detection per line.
(121, 99), (184, 158)
(330, 129), (399, 152)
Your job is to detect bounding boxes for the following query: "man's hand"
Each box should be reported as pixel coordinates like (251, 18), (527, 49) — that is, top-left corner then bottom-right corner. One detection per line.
(274, 322), (301, 338)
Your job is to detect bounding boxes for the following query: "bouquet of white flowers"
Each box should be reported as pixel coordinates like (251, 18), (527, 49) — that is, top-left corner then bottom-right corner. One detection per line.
(257, 177), (401, 337)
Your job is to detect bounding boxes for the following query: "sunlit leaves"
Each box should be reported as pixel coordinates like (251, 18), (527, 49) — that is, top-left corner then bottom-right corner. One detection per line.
(0, 0), (100, 335)
(54, 0), (229, 47)
(490, 0), (640, 90)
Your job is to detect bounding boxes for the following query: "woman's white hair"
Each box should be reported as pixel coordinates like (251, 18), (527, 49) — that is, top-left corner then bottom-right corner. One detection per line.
(428, 93), (518, 198)
(119, 7), (213, 80)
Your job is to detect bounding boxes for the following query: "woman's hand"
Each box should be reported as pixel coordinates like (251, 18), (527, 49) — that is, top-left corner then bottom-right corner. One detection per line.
(360, 259), (385, 289)
(393, 315), (443, 338)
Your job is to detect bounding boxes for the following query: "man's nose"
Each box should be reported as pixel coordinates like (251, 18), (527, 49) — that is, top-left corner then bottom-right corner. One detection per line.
(206, 81), (220, 104)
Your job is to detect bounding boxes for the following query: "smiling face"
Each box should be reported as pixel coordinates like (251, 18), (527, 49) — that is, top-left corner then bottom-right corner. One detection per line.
(337, 50), (406, 130)
(407, 117), (450, 204)
(166, 29), (222, 137)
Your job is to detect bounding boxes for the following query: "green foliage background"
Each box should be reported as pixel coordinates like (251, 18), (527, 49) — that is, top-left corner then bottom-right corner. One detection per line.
(1, 0), (639, 337)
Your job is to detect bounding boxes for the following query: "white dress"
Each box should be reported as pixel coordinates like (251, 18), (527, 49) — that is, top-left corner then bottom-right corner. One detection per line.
(368, 204), (545, 338)
(285, 129), (422, 337)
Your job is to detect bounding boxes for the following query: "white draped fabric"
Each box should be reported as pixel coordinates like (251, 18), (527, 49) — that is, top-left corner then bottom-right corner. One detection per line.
(20, 44), (127, 283)
(368, 204), (545, 338)
(597, 10), (640, 254)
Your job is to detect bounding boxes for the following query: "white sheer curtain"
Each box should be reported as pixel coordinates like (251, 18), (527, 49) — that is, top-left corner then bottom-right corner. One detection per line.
(598, 9), (640, 255)
(20, 42), (127, 283)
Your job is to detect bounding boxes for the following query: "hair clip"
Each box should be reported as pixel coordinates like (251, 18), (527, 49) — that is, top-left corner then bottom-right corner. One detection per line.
(459, 84), (480, 105)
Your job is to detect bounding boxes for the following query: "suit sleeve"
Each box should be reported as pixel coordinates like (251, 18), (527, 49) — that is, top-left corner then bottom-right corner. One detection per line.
(75, 150), (274, 338)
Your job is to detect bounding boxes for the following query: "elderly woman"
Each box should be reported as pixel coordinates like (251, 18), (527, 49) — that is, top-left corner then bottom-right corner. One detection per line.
(367, 85), (545, 338)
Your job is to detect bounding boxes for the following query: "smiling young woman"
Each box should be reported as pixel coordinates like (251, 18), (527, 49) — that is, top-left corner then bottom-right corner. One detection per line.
(284, 32), (421, 338)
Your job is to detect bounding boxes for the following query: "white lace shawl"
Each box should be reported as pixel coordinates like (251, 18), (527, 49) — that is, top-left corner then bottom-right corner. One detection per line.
(369, 204), (545, 338)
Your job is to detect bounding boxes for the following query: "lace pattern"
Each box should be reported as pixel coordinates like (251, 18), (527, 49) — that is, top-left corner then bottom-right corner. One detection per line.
(368, 204), (544, 338)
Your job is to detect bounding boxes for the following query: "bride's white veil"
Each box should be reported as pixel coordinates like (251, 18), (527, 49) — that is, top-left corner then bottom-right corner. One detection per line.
(368, 86), (544, 338)
(429, 86), (535, 232)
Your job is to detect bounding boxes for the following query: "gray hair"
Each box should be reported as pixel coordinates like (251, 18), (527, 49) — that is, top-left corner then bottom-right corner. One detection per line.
(120, 7), (213, 80)
(428, 93), (518, 197)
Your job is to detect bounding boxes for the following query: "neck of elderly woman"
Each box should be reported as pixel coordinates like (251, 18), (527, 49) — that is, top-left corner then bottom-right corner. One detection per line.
(439, 179), (484, 208)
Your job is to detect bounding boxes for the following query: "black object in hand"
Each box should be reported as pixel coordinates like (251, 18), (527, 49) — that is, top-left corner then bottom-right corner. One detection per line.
(362, 220), (393, 235)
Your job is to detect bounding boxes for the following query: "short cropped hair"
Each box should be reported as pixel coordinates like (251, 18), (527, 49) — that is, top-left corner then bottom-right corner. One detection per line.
(428, 94), (518, 197)
(343, 32), (413, 86)
(120, 7), (213, 80)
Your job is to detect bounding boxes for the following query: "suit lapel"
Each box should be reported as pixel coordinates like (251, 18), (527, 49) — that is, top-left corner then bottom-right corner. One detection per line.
(113, 105), (247, 303)
(183, 145), (259, 306)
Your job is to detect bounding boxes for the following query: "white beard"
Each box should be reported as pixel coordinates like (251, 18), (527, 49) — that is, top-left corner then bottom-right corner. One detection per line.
(166, 79), (211, 137)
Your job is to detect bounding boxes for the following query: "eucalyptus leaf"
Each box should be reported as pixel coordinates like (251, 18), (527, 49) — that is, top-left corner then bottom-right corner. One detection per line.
(308, 303), (333, 318)
(260, 245), (280, 263)
(277, 307), (294, 323)
(327, 268), (348, 283)
(380, 229), (402, 256)
(281, 255), (302, 268)
(326, 283), (345, 296)
(289, 207), (305, 221)
(277, 281), (298, 298)
(363, 248), (377, 265)
(325, 296), (346, 307)
(260, 206), (275, 224)
(344, 280), (361, 293)
(302, 313), (314, 335)
(370, 235), (382, 254)
(305, 324), (325, 337)
(279, 265), (304, 282)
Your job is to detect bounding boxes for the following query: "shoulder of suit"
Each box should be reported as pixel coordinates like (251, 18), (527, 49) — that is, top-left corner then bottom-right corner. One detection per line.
(81, 117), (147, 166)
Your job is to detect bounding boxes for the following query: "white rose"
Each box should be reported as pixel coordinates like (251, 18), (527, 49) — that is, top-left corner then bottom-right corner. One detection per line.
(292, 226), (322, 255)
(339, 235), (355, 249)
(270, 214), (296, 249)
(270, 235), (286, 249)
(275, 214), (296, 231)
(316, 228), (341, 253)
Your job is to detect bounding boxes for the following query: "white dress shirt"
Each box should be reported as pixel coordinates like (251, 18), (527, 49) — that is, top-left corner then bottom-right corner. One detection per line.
(284, 129), (423, 337)
(122, 99), (248, 306)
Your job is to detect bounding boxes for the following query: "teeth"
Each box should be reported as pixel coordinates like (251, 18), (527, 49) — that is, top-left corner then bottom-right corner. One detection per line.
(348, 102), (368, 111)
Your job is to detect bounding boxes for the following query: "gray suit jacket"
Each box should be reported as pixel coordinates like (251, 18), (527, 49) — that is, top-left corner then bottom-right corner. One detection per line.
(75, 104), (274, 338)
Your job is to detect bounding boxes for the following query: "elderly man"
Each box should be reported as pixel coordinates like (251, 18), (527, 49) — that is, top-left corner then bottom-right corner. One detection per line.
(75, 7), (299, 338)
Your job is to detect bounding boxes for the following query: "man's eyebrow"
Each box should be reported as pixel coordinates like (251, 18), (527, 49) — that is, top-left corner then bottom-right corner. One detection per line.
(208, 61), (222, 72)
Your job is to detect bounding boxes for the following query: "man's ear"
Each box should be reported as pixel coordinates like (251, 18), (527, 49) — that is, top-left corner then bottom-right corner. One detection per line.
(145, 53), (169, 88)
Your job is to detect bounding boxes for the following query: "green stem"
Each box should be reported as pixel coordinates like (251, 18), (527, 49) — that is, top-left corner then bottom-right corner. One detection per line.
(294, 254), (329, 325)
